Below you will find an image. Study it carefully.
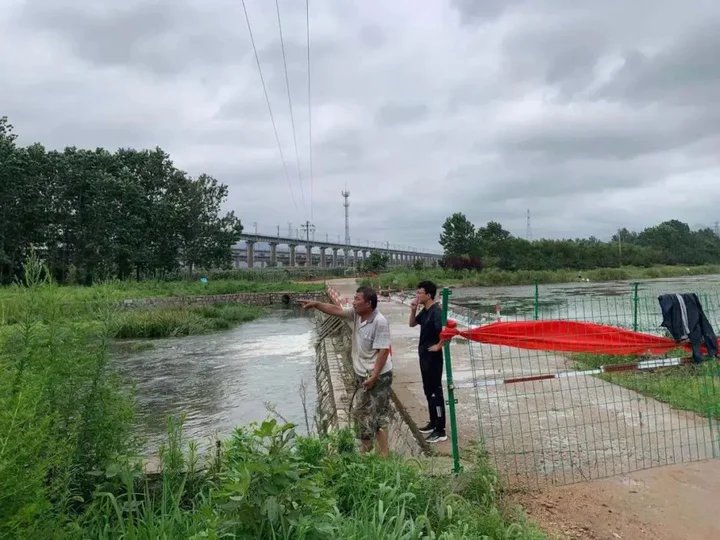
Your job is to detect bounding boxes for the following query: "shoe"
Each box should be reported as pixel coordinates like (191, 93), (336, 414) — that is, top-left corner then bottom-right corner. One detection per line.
(418, 422), (434, 434)
(426, 430), (448, 443)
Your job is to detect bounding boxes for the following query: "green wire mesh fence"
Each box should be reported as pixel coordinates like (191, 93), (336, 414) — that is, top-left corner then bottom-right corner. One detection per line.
(448, 282), (720, 488)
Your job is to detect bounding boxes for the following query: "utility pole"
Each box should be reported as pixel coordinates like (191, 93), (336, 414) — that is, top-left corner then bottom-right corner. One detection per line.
(341, 190), (351, 245)
(287, 222), (292, 237)
(277, 225), (280, 237)
(526, 209), (532, 241)
(300, 220), (316, 243)
(300, 221), (315, 267)
(253, 221), (258, 234)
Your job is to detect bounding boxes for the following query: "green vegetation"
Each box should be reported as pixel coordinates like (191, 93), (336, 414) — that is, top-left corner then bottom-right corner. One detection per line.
(0, 280), (319, 339)
(572, 353), (720, 420)
(366, 264), (720, 291)
(439, 212), (720, 271)
(1, 259), (542, 538)
(0, 116), (242, 285)
(73, 420), (544, 539)
(112, 304), (263, 339)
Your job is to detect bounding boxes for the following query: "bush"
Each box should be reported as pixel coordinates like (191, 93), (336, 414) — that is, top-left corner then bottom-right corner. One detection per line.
(440, 255), (484, 271)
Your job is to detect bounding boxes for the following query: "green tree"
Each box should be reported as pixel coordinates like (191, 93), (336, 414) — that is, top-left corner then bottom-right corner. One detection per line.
(360, 251), (389, 273)
(179, 174), (243, 273)
(476, 221), (511, 262)
(439, 212), (477, 257)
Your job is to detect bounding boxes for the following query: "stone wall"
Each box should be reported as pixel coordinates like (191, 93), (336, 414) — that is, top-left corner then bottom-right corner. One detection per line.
(120, 291), (326, 309)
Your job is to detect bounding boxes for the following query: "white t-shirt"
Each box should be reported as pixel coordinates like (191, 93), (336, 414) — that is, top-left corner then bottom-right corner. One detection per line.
(342, 307), (393, 377)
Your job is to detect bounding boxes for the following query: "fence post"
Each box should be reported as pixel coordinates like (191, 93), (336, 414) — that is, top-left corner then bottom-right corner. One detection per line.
(533, 280), (539, 320)
(441, 287), (462, 474)
(632, 282), (639, 331)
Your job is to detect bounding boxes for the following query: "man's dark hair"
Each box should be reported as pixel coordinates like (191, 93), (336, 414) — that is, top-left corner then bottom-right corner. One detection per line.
(356, 286), (378, 309)
(417, 280), (438, 299)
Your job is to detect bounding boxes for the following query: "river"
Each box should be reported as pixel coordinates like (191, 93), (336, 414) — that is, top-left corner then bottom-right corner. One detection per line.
(113, 310), (317, 454)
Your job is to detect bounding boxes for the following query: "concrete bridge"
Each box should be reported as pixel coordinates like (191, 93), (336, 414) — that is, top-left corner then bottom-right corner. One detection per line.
(232, 233), (442, 269)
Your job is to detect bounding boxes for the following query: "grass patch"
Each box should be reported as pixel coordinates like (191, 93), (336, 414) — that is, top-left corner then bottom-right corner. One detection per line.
(367, 265), (720, 290)
(572, 352), (720, 420)
(0, 278), (322, 324)
(111, 303), (263, 339)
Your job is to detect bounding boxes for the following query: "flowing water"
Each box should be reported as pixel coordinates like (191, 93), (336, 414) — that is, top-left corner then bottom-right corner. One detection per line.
(112, 310), (317, 454)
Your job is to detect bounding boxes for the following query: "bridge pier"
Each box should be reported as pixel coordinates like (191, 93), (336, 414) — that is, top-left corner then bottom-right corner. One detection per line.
(246, 240), (255, 269)
(332, 248), (338, 267)
(289, 244), (297, 267)
(269, 242), (277, 267)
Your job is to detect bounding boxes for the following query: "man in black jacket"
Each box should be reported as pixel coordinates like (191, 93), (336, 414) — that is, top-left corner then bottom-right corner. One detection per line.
(409, 280), (447, 443)
(658, 292), (718, 363)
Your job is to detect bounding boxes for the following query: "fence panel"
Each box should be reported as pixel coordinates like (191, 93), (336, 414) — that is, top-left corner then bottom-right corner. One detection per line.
(451, 285), (720, 487)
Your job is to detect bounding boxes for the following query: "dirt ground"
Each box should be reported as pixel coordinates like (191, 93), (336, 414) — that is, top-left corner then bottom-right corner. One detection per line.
(509, 460), (720, 540)
(328, 279), (720, 540)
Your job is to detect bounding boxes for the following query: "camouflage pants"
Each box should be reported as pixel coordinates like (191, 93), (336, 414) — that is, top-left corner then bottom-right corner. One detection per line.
(352, 371), (393, 440)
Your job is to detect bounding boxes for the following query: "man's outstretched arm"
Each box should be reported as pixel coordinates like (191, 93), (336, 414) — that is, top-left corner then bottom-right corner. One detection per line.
(300, 300), (348, 318)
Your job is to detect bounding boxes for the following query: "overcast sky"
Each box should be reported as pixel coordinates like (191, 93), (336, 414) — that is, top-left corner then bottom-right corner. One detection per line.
(2, 0), (720, 252)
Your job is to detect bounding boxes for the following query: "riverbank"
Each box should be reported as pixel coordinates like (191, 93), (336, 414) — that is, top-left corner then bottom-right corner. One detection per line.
(369, 264), (720, 290)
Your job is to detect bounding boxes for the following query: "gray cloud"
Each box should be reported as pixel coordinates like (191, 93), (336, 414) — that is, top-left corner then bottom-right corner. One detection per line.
(451, 0), (525, 23)
(3, 0), (720, 250)
(18, 0), (249, 76)
(375, 103), (429, 126)
(598, 21), (720, 105)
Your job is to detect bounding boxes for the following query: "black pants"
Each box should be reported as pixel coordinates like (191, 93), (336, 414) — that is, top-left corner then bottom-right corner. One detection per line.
(419, 352), (445, 431)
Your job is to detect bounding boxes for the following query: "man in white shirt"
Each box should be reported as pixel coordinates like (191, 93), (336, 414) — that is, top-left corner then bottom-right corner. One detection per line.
(302, 286), (392, 457)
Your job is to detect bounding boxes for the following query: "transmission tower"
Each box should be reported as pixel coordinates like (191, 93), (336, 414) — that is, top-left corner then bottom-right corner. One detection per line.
(342, 190), (351, 245)
(526, 209), (532, 241)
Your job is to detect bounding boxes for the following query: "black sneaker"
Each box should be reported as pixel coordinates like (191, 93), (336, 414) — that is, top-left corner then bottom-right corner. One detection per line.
(418, 422), (434, 434)
(426, 430), (447, 443)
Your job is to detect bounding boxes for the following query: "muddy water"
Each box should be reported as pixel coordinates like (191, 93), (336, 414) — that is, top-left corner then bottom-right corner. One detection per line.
(113, 311), (317, 453)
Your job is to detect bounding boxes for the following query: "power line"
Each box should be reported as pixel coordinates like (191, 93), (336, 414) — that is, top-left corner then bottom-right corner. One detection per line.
(275, 0), (306, 213)
(240, 0), (298, 212)
(306, 0), (314, 221)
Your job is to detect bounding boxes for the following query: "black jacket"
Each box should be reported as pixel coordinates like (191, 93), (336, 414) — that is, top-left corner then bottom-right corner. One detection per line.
(658, 293), (718, 363)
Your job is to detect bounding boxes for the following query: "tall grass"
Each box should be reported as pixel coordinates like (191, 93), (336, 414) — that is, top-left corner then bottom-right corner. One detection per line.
(0, 277), (323, 318)
(111, 303), (263, 339)
(0, 258), (135, 538)
(76, 420), (544, 539)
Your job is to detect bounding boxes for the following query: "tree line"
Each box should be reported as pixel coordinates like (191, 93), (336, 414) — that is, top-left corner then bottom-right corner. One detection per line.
(0, 117), (242, 284)
(439, 212), (720, 271)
